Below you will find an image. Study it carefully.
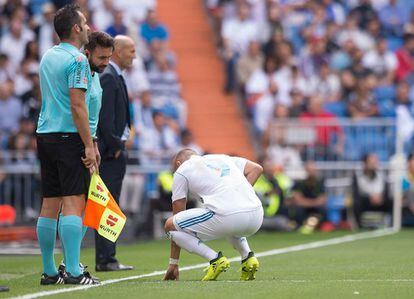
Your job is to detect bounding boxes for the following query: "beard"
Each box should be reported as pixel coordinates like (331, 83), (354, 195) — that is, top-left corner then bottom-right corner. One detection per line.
(90, 62), (106, 73)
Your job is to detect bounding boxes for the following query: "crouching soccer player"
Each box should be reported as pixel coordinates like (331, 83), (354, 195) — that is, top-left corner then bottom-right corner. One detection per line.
(164, 149), (264, 281)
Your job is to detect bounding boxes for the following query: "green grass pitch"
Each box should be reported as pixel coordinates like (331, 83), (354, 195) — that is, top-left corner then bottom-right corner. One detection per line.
(1, 230), (413, 299)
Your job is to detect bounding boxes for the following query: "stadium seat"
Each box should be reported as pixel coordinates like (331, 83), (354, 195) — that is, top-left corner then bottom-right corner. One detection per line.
(324, 101), (348, 117)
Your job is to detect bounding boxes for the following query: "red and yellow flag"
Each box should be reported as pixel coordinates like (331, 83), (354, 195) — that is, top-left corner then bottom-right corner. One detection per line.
(83, 173), (126, 242)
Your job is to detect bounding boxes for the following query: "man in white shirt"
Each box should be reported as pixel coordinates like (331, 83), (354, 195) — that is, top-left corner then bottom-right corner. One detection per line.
(0, 17), (35, 69)
(221, 2), (258, 92)
(362, 37), (397, 85)
(164, 149), (264, 281)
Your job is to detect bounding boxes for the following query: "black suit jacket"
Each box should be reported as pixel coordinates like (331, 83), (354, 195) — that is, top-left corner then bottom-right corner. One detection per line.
(97, 63), (131, 159)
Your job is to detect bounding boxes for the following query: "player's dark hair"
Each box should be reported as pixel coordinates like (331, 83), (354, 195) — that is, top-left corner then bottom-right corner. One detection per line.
(54, 4), (82, 40)
(84, 31), (114, 52)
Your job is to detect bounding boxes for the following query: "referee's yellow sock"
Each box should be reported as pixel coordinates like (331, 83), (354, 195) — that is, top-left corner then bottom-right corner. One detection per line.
(60, 215), (83, 277)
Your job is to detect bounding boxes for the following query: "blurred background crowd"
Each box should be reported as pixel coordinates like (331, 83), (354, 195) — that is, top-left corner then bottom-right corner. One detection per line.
(1, 0), (414, 238)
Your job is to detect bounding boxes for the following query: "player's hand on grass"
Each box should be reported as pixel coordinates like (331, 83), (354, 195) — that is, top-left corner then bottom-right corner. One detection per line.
(82, 146), (98, 175)
(164, 264), (179, 281)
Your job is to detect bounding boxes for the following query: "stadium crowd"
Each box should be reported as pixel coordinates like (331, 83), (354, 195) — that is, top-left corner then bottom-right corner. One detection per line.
(0, 0), (413, 233)
(206, 0), (414, 230)
(207, 0), (414, 159)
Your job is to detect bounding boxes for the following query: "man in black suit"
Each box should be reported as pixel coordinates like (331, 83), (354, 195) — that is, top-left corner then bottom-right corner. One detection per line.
(95, 35), (136, 272)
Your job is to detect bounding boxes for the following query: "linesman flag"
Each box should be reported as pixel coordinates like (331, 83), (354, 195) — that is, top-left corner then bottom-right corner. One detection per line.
(83, 173), (126, 242)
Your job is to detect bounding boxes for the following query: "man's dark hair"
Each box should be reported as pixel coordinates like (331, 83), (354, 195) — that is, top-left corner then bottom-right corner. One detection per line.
(84, 31), (114, 52)
(53, 4), (82, 40)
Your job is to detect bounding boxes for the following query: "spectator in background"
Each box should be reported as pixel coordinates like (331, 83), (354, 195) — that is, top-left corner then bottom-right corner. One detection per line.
(14, 59), (38, 97)
(300, 95), (344, 160)
(258, 1), (283, 44)
(348, 48), (371, 79)
(105, 10), (127, 37)
(124, 57), (150, 101)
(403, 9), (414, 35)
(139, 111), (179, 165)
(92, 0), (114, 32)
(0, 16), (34, 68)
(264, 105), (304, 180)
(245, 55), (278, 114)
(133, 90), (154, 137)
(139, 110), (179, 200)
(322, 0), (346, 25)
(299, 37), (329, 78)
(23, 40), (40, 65)
(38, 3), (56, 57)
(221, 1), (258, 93)
(179, 129), (203, 155)
(291, 161), (327, 233)
(236, 40), (264, 89)
(140, 9), (169, 45)
(337, 16), (374, 52)
(350, 0), (378, 29)
(378, 0), (406, 37)
(352, 153), (390, 227)
(0, 54), (13, 84)
(395, 33), (414, 82)
(21, 70), (41, 122)
(348, 75), (379, 119)
(362, 37), (397, 85)
(144, 39), (176, 70)
(308, 61), (341, 102)
(396, 81), (414, 150)
(0, 80), (22, 143)
(289, 88), (306, 117)
(147, 52), (180, 99)
(402, 153), (414, 225)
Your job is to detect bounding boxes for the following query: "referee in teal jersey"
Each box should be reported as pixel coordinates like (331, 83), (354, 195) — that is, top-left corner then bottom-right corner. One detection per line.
(57, 31), (115, 281)
(36, 4), (99, 285)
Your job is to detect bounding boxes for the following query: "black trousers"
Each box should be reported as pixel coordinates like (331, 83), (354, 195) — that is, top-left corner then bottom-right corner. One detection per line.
(95, 150), (126, 265)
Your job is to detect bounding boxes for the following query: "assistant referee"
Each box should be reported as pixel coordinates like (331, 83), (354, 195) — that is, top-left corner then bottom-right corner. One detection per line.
(36, 4), (99, 285)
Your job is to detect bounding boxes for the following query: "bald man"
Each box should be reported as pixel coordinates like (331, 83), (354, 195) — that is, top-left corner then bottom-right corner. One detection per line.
(164, 149), (264, 281)
(95, 35), (135, 271)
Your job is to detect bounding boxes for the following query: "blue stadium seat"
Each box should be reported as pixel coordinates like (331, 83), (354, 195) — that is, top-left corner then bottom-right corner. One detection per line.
(386, 37), (403, 52)
(373, 86), (396, 103)
(324, 101), (348, 117)
(378, 100), (396, 117)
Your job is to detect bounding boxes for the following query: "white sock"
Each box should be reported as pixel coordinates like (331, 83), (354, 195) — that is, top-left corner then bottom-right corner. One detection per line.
(169, 231), (217, 261)
(228, 237), (251, 260)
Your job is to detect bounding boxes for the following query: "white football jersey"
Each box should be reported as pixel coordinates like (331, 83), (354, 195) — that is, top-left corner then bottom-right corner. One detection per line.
(172, 154), (262, 215)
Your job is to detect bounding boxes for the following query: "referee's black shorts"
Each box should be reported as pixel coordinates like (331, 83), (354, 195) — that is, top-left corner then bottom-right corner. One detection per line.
(36, 133), (90, 198)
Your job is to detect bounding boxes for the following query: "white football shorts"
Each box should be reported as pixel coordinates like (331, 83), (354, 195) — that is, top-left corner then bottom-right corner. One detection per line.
(173, 207), (263, 241)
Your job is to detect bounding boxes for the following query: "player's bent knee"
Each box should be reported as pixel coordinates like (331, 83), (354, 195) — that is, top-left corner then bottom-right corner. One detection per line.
(164, 217), (176, 233)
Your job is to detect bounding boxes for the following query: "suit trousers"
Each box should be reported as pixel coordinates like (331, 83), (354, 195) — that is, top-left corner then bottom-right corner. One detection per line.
(95, 150), (127, 265)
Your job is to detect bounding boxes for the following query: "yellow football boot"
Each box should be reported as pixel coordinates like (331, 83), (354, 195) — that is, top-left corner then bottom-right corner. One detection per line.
(240, 252), (259, 281)
(201, 252), (230, 281)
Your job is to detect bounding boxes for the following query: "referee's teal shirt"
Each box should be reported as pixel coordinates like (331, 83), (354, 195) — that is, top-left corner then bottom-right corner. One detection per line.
(88, 72), (103, 137)
(37, 42), (92, 134)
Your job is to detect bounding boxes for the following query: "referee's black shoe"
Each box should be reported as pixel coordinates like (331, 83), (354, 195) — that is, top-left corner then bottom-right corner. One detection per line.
(64, 273), (100, 285)
(59, 262), (99, 281)
(40, 272), (65, 285)
(0, 286), (9, 292)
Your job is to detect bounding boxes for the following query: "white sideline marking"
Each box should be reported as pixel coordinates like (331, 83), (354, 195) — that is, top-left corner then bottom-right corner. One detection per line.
(10, 228), (397, 299)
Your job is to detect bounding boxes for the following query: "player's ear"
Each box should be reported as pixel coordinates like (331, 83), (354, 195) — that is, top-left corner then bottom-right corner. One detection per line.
(84, 49), (90, 58)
